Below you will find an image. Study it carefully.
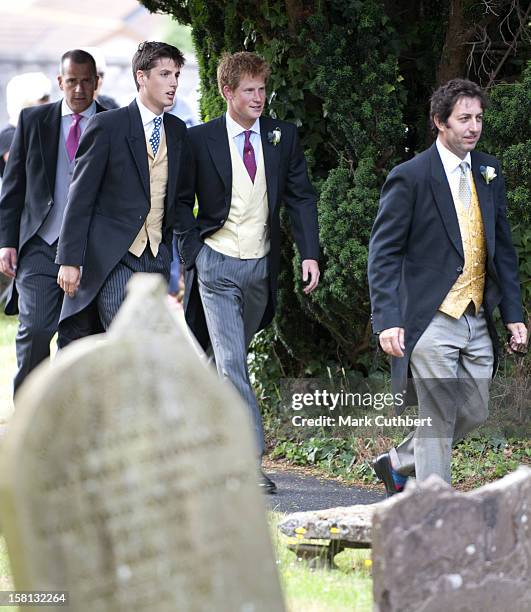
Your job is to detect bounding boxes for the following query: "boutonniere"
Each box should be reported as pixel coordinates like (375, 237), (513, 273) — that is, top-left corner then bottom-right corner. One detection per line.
(268, 127), (281, 146)
(479, 165), (497, 184)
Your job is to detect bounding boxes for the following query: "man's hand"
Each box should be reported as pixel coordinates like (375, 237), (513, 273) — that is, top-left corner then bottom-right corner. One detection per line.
(0, 247), (17, 278)
(302, 259), (320, 294)
(506, 322), (528, 353)
(379, 327), (405, 357)
(57, 265), (81, 298)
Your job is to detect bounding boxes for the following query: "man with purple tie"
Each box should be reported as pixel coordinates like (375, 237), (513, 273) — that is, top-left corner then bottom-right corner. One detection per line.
(0, 49), (104, 397)
(175, 52), (320, 493)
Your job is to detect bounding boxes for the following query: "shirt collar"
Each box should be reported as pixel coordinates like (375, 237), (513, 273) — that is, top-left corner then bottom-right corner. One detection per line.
(225, 112), (260, 139)
(436, 137), (471, 173)
(61, 99), (96, 119)
(136, 96), (164, 127)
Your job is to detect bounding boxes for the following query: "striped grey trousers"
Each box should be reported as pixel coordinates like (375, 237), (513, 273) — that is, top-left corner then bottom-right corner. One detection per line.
(195, 243), (269, 456)
(97, 243), (171, 329)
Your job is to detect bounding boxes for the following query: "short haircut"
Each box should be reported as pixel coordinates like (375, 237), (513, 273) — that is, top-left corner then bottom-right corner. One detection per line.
(430, 78), (488, 134)
(132, 41), (185, 91)
(60, 50), (98, 77)
(217, 52), (271, 97)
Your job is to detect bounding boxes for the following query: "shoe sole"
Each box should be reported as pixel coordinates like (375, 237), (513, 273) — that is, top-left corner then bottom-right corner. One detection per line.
(373, 456), (400, 497)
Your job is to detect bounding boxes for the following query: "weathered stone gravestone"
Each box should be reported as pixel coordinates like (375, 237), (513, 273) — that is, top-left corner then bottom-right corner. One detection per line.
(0, 274), (284, 612)
(372, 466), (531, 612)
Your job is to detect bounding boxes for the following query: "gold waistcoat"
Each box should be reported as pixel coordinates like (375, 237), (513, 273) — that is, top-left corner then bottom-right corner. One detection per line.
(129, 129), (168, 257)
(438, 176), (486, 318)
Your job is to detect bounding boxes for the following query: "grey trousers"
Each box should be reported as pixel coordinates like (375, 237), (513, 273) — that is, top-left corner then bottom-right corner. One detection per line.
(392, 307), (494, 484)
(14, 236), (64, 394)
(195, 244), (269, 456)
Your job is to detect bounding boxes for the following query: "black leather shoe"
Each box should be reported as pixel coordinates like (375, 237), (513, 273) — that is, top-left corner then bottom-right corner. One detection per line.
(373, 453), (404, 497)
(259, 471), (277, 494)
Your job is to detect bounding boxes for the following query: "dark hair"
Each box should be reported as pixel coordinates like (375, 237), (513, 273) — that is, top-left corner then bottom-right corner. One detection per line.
(217, 51), (271, 96)
(429, 79), (488, 135)
(60, 50), (98, 77)
(132, 41), (185, 91)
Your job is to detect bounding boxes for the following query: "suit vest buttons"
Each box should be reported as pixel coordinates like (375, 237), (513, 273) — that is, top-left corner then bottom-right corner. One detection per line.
(456, 266), (463, 273)
(47, 200), (53, 207)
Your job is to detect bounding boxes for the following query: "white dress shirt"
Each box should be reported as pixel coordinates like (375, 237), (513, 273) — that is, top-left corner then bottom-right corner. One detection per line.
(60, 99), (96, 142)
(136, 96), (165, 141)
(225, 112), (262, 164)
(436, 137), (472, 202)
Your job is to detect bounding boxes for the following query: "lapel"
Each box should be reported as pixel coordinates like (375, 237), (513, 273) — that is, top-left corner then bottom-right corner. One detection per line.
(37, 101), (62, 197)
(470, 151), (495, 256)
(260, 117), (281, 212)
(429, 144), (463, 258)
(163, 114), (182, 213)
(207, 115), (232, 202)
(126, 100), (150, 200)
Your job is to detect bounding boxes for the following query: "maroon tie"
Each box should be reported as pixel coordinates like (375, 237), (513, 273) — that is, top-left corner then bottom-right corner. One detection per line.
(243, 130), (257, 182)
(66, 113), (82, 162)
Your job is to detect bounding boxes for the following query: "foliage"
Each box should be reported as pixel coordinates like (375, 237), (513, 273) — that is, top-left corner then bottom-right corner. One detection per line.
(269, 433), (530, 488)
(483, 61), (531, 317)
(140, 0), (530, 385)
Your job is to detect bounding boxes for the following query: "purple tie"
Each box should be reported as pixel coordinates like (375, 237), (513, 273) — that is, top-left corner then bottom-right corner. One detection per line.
(243, 130), (257, 182)
(66, 113), (82, 162)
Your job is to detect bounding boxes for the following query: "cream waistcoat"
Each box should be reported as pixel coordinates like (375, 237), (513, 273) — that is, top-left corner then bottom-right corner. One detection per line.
(205, 135), (270, 259)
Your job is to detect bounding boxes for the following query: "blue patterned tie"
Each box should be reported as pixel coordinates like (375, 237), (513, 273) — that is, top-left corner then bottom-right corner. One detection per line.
(150, 116), (162, 156)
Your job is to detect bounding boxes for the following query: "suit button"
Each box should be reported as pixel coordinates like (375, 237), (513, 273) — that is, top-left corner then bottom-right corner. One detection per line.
(456, 266), (463, 273)
(220, 220), (225, 226)
(47, 201), (53, 207)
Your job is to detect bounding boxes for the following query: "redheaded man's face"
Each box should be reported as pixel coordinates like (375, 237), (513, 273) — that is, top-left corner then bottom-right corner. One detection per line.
(224, 74), (266, 130)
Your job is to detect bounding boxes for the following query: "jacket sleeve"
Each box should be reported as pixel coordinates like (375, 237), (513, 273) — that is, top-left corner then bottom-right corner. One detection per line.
(283, 125), (320, 261)
(174, 132), (203, 270)
(0, 112), (28, 249)
(55, 116), (110, 266)
(368, 166), (414, 333)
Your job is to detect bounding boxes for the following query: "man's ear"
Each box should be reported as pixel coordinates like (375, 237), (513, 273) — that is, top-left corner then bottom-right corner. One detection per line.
(222, 85), (233, 101)
(136, 69), (146, 89)
(57, 75), (64, 92)
(433, 114), (444, 132)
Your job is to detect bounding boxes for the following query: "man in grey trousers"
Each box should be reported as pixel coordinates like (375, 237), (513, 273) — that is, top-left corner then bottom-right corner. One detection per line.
(175, 52), (320, 493)
(368, 79), (527, 495)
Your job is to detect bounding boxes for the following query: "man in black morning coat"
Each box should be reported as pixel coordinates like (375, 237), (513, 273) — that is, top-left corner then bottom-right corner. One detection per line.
(56, 42), (189, 336)
(368, 79), (527, 495)
(175, 52), (320, 493)
(0, 49), (104, 397)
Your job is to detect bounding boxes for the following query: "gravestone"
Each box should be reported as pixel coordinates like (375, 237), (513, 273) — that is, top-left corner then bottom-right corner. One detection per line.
(372, 466), (531, 612)
(0, 274), (284, 612)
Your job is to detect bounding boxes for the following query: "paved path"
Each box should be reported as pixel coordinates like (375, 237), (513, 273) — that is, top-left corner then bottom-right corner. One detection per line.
(263, 467), (385, 513)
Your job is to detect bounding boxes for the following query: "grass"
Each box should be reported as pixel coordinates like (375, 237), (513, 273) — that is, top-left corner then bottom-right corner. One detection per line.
(271, 514), (373, 612)
(0, 313), (16, 419)
(0, 537), (16, 611)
